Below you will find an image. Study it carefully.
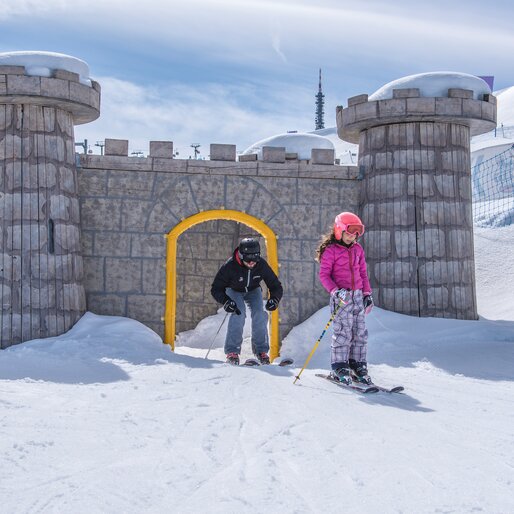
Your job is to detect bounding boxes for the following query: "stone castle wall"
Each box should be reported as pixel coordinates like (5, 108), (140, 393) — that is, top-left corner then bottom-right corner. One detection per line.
(77, 142), (360, 340)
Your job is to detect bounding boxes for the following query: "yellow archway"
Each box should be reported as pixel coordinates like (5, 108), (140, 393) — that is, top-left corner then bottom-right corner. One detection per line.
(164, 210), (280, 361)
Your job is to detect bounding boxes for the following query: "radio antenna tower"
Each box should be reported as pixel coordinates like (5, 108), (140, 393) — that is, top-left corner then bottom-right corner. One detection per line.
(315, 68), (325, 130)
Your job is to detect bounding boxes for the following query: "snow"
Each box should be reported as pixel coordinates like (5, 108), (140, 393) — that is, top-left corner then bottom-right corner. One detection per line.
(0, 51), (92, 86)
(1, 224), (514, 512)
(368, 71), (491, 101)
(242, 132), (334, 160)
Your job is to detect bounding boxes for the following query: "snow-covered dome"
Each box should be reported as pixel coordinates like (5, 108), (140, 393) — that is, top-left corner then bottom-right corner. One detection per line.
(369, 71), (491, 101)
(242, 132), (334, 160)
(0, 51), (92, 86)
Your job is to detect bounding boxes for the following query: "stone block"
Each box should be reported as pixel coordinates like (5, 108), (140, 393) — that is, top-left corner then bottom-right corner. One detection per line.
(106, 257), (142, 292)
(462, 99), (482, 118)
(436, 97), (462, 116)
(87, 293), (126, 316)
(392, 88), (420, 99)
(448, 88), (473, 99)
(417, 229), (446, 258)
(39, 77), (69, 99)
(239, 153), (257, 162)
(95, 231), (131, 256)
(374, 261), (414, 285)
(394, 231), (416, 258)
(131, 234), (166, 258)
(142, 259), (166, 294)
(426, 286), (449, 309)
(378, 99), (406, 117)
(311, 148), (334, 165)
(54, 69), (80, 82)
(262, 146), (285, 163)
(406, 97), (436, 115)
(105, 138), (129, 157)
(365, 230), (392, 259)
(355, 101), (378, 121)
(448, 230), (472, 258)
(210, 143), (236, 161)
(285, 152), (298, 160)
(481, 101), (495, 122)
(149, 141), (174, 158)
(80, 198), (121, 230)
(483, 94), (496, 105)
(69, 81), (92, 104)
(347, 94), (368, 106)
(0, 65), (25, 75)
(83, 256), (105, 292)
(7, 75), (41, 95)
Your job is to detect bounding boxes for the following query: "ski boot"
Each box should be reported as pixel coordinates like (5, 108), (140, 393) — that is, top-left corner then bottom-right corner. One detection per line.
(256, 352), (270, 365)
(331, 363), (352, 385)
(349, 359), (373, 385)
(226, 353), (240, 365)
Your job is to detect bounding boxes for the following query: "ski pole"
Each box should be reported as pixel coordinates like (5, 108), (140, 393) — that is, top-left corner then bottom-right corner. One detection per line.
(293, 298), (346, 384)
(205, 311), (230, 359)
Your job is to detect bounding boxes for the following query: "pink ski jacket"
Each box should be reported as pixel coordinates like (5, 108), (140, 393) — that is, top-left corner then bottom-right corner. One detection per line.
(319, 242), (372, 295)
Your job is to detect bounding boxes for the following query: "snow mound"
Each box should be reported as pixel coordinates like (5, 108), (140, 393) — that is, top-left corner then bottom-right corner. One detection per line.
(0, 51), (92, 86)
(242, 132), (334, 160)
(369, 71), (491, 101)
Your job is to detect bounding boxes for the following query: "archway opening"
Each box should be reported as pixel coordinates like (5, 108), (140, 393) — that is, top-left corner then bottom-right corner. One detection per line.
(165, 210), (280, 361)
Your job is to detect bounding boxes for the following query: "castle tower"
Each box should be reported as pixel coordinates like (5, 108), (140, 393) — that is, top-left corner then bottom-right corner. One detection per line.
(0, 51), (100, 347)
(336, 72), (496, 320)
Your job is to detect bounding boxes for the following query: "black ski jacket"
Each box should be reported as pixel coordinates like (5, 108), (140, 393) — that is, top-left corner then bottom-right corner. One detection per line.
(211, 249), (283, 305)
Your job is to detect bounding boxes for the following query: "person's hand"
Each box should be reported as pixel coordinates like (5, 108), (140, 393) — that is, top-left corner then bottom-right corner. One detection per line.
(265, 297), (279, 311)
(331, 288), (350, 304)
(224, 299), (241, 315)
(363, 294), (374, 314)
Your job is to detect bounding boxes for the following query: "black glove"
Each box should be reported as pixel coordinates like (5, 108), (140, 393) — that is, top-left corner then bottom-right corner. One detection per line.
(363, 294), (374, 312)
(224, 299), (241, 315)
(265, 297), (279, 311)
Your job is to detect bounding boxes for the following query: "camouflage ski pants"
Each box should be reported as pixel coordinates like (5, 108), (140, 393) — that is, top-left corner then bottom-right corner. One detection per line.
(330, 289), (368, 368)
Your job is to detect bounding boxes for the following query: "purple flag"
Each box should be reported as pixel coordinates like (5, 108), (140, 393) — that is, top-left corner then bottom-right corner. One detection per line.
(478, 76), (494, 91)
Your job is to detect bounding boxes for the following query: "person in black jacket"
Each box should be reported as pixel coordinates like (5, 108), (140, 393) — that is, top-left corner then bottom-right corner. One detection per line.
(211, 237), (283, 365)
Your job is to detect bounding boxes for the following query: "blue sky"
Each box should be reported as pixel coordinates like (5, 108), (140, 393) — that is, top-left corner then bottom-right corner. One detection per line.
(1, 0), (514, 156)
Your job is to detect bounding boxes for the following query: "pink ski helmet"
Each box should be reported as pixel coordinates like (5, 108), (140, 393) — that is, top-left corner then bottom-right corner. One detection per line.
(334, 212), (365, 240)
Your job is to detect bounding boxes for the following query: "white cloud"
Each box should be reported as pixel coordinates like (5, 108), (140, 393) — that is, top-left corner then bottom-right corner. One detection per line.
(75, 76), (315, 157)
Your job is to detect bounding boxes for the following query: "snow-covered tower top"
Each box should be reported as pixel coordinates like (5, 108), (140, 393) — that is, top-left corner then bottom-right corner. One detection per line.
(0, 50), (100, 124)
(337, 71), (496, 143)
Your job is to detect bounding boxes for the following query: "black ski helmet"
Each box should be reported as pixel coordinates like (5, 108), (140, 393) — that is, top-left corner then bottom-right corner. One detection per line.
(238, 237), (261, 262)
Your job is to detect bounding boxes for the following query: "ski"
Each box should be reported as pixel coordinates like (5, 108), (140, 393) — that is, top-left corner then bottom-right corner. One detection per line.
(369, 384), (404, 394)
(242, 357), (294, 367)
(350, 374), (404, 394)
(316, 373), (379, 394)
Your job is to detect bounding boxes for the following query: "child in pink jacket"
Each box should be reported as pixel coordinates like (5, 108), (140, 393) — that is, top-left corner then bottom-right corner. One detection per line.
(317, 212), (374, 385)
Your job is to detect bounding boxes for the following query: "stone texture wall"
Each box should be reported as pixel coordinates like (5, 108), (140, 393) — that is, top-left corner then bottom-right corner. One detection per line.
(359, 122), (476, 319)
(0, 104), (85, 346)
(77, 153), (360, 340)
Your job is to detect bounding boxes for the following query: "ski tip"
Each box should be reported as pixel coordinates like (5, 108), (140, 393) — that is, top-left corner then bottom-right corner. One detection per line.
(389, 386), (405, 393)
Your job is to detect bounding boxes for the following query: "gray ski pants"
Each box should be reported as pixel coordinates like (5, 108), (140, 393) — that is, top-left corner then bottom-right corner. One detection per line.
(330, 289), (368, 367)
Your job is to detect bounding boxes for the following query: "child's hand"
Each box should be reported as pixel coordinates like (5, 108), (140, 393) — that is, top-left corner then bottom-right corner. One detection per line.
(363, 294), (374, 314)
(331, 288), (350, 304)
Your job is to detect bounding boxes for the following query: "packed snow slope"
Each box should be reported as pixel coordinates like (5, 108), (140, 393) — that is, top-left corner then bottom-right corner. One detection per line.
(1, 227), (513, 514)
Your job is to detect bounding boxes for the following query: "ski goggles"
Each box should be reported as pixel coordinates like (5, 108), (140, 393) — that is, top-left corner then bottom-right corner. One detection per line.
(346, 224), (364, 236)
(241, 252), (260, 263)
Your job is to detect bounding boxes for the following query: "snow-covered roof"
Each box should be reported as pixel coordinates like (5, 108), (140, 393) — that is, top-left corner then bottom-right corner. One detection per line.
(0, 51), (92, 86)
(369, 71), (491, 101)
(242, 132), (334, 160)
